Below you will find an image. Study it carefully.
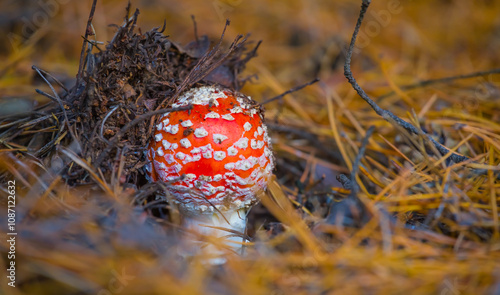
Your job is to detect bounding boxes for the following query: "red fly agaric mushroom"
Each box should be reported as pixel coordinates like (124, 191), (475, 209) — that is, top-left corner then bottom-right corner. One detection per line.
(145, 85), (274, 256)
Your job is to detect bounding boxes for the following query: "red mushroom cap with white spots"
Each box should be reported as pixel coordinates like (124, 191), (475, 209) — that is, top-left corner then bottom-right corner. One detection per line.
(146, 86), (274, 213)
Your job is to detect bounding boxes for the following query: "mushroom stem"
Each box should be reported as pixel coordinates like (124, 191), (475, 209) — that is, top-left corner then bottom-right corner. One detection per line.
(181, 208), (248, 263)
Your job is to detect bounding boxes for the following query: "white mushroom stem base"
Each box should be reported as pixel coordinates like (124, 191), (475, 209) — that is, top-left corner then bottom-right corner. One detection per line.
(180, 208), (248, 263)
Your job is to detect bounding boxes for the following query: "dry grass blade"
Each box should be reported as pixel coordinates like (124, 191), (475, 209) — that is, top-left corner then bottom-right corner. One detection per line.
(59, 147), (116, 199)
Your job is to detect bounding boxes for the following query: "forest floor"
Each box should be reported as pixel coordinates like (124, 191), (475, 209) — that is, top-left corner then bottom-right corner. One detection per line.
(1, 0), (500, 294)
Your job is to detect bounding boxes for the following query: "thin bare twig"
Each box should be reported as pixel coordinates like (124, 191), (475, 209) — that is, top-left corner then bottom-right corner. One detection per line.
(32, 66), (77, 144)
(327, 126), (375, 228)
(344, 0), (469, 164)
(350, 125), (375, 197)
(35, 89), (59, 103)
(261, 78), (319, 105)
(35, 67), (69, 92)
(379, 68), (500, 99)
(157, 20), (246, 109)
(99, 105), (120, 144)
(191, 15), (199, 43)
(76, 0), (98, 87)
(265, 122), (342, 161)
(94, 106), (192, 167)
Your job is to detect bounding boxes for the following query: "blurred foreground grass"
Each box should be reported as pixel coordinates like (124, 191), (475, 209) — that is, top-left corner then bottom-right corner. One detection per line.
(1, 0), (500, 294)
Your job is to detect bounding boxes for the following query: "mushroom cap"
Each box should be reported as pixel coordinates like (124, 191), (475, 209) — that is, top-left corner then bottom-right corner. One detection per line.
(146, 86), (274, 213)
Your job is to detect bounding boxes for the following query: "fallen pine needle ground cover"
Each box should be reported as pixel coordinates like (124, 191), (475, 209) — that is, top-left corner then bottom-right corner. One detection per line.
(0, 0), (499, 294)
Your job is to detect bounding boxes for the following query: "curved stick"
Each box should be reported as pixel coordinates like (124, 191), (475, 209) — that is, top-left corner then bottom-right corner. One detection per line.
(344, 0), (469, 164)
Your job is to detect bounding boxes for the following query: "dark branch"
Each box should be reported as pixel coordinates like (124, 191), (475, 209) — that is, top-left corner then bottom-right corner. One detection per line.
(344, 0), (469, 164)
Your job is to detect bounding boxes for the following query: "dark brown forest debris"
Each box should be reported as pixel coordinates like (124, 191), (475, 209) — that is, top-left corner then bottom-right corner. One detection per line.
(0, 2), (259, 186)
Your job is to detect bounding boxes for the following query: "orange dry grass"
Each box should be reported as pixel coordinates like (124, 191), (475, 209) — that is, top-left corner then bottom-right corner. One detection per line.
(1, 0), (500, 294)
